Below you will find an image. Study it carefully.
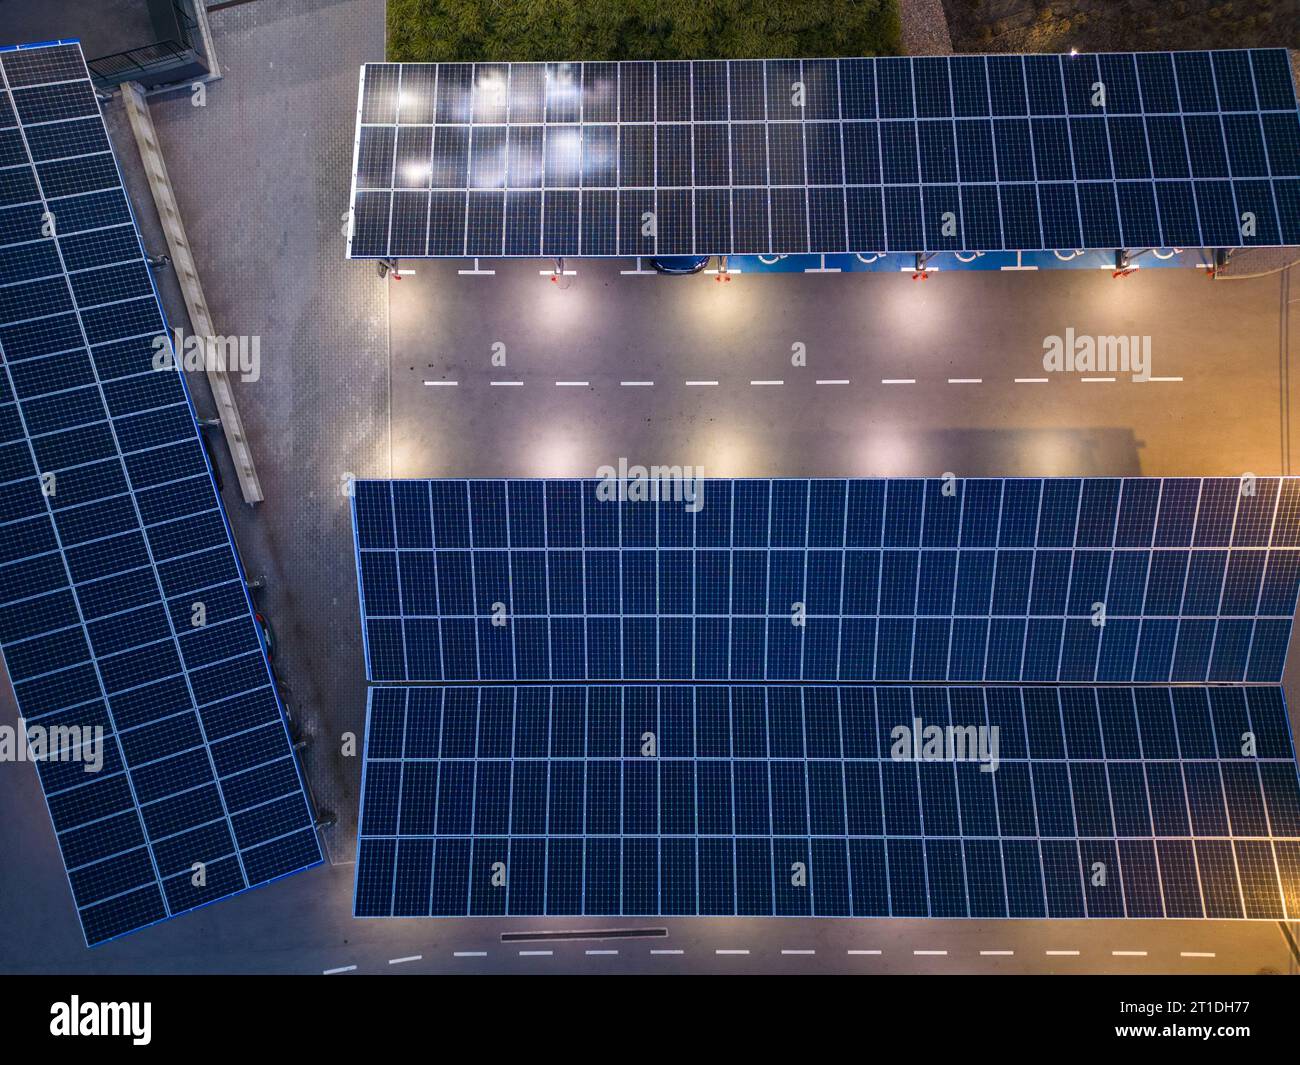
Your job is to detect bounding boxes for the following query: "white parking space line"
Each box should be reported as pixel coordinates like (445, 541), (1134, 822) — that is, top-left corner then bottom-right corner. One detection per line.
(815, 379), (850, 385)
(715, 949), (750, 956)
(1180, 951), (1216, 958)
(555, 380), (589, 387)
(650, 949), (685, 955)
(519, 950), (553, 957)
(453, 951), (487, 958)
(685, 380), (719, 386)
(1112, 951), (1148, 957)
(947, 378), (982, 384)
(621, 380), (654, 386)
(781, 949), (816, 955)
(882, 378), (916, 385)
(1014, 377), (1049, 384)
(1046, 950), (1081, 957)
(980, 950), (1015, 956)
(914, 950), (948, 956)
(388, 955), (422, 965)
(750, 379), (784, 386)
(490, 380), (524, 386)
(323, 965), (356, 975)
(423, 380), (458, 386)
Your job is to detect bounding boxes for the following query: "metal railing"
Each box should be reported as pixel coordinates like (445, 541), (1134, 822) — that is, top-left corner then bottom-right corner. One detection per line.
(86, 1), (202, 86)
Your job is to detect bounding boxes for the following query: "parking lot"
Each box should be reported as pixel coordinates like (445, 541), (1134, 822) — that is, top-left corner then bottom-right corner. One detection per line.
(0, 0), (1297, 975)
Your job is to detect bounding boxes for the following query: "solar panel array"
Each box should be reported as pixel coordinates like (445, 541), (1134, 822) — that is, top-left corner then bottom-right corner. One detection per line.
(0, 41), (322, 946)
(352, 478), (1300, 685)
(355, 684), (1300, 919)
(347, 51), (1300, 258)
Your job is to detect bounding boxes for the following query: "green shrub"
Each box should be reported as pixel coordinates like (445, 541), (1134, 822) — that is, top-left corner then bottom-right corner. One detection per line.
(387, 0), (904, 61)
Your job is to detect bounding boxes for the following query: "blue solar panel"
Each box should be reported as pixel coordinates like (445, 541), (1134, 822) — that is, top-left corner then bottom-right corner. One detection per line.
(0, 41), (322, 945)
(354, 684), (1300, 919)
(352, 478), (1300, 685)
(348, 51), (1300, 257)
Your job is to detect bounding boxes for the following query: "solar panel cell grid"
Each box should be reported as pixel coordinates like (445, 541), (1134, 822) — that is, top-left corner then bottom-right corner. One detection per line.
(349, 51), (1300, 257)
(354, 685), (1300, 919)
(353, 478), (1300, 684)
(0, 42), (321, 945)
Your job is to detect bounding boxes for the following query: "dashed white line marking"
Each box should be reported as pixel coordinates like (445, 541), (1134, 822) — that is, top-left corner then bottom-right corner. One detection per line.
(1180, 951), (1216, 958)
(388, 955), (422, 965)
(1014, 377), (1049, 384)
(453, 951), (487, 958)
(715, 949), (750, 956)
(1046, 950), (1081, 957)
(585, 949), (619, 956)
(947, 378), (983, 384)
(323, 965), (356, 975)
(423, 380), (458, 387)
(781, 949), (816, 955)
(881, 378), (916, 385)
(490, 380), (524, 387)
(1112, 951), (1148, 957)
(847, 949), (882, 955)
(554, 380), (589, 387)
(519, 950), (553, 957)
(650, 949), (684, 955)
(1081, 377), (1116, 383)
(685, 380), (718, 386)
(750, 379), (784, 386)
(980, 950), (1015, 956)
(815, 379), (850, 385)
(913, 950), (948, 956)
(1147, 376), (1184, 382)
(620, 380), (654, 387)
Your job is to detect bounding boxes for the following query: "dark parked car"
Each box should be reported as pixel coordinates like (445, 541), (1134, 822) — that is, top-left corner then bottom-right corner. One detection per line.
(649, 255), (711, 275)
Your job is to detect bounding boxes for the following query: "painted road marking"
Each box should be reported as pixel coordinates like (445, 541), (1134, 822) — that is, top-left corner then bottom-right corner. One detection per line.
(1180, 952), (1216, 958)
(816, 379), (850, 385)
(715, 949), (750, 956)
(685, 380), (719, 386)
(781, 949), (816, 955)
(882, 378), (916, 385)
(847, 949), (882, 955)
(490, 380), (524, 386)
(650, 949), (685, 955)
(453, 951), (487, 957)
(1081, 377), (1116, 383)
(555, 380), (589, 387)
(388, 955), (422, 965)
(1015, 377), (1049, 383)
(519, 950), (553, 957)
(914, 950), (948, 956)
(423, 380), (458, 386)
(948, 378), (982, 384)
(1112, 951), (1148, 957)
(980, 950), (1015, 956)
(323, 965), (357, 975)
(750, 379), (784, 386)
(1046, 950), (1081, 956)
(1147, 376), (1184, 382)
(621, 380), (654, 386)
(585, 949), (619, 956)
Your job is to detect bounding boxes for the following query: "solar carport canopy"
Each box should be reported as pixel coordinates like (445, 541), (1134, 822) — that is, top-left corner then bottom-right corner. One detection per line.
(0, 41), (322, 946)
(348, 50), (1300, 258)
